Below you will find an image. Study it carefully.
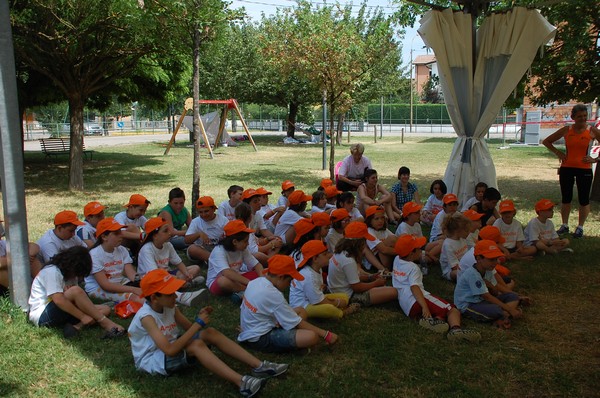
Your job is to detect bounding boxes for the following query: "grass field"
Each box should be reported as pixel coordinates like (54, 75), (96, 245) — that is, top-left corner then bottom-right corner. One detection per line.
(1, 135), (600, 397)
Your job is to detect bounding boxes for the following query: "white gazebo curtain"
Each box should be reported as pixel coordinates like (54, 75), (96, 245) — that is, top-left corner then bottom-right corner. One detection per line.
(418, 7), (556, 205)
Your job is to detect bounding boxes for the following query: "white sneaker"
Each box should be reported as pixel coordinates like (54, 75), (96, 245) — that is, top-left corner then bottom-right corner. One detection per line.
(240, 375), (265, 397)
(191, 275), (206, 285)
(176, 289), (209, 307)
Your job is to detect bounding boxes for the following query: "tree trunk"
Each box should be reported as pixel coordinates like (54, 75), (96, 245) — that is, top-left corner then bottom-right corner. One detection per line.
(328, 103), (336, 180)
(286, 101), (298, 138)
(191, 29), (201, 217)
(336, 113), (345, 145)
(68, 95), (85, 190)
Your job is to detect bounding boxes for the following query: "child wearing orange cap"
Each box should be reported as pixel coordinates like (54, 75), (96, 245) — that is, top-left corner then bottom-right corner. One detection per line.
(524, 199), (571, 254)
(158, 187), (192, 251)
(327, 222), (398, 307)
(422, 179), (447, 225)
(218, 185), (244, 221)
(85, 218), (144, 305)
(185, 196), (229, 263)
(273, 190), (312, 244)
(454, 240), (522, 329)
(440, 213), (471, 281)
(128, 269), (288, 397)
(326, 208), (350, 252)
(207, 220), (263, 302)
(392, 234), (480, 341)
(289, 240), (359, 319)
(364, 205), (398, 270)
(238, 255), (339, 352)
(77, 201), (106, 248)
(289, 214), (330, 267)
(255, 187), (283, 233)
(323, 186), (342, 212)
(493, 200), (537, 260)
(114, 194), (151, 257)
(277, 180), (296, 208)
(241, 188), (279, 244)
(37, 210), (88, 265)
(462, 209), (484, 249)
(429, 192), (460, 242)
(29, 246), (126, 339)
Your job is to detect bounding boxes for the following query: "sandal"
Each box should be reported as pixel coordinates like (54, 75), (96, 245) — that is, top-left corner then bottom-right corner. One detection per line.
(101, 327), (127, 339)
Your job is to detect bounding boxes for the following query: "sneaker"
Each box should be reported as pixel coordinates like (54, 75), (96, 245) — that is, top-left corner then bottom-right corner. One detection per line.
(560, 247), (574, 254)
(418, 317), (449, 334)
(572, 226), (584, 238)
(252, 360), (289, 378)
(556, 225), (569, 235)
(176, 289), (209, 307)
(240, 375), (265, 397)
(231, 291), (244, 305)
(349, 292), (370, 307)
(447, 327), (481, 342)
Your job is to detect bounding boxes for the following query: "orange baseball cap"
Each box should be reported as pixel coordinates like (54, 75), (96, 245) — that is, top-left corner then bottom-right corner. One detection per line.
(293, 218), (316, 243)
(265, 255), (304, 280)
(54, 210), (84, 226)
(288, 190), (312, 206)
(84, 201), (106, 217)
(196, 196), (216, 209)
(144, 217), (168, 235)
(140, 269), (186, 298)
(311, 212), (331, 227)
(344, 221), (375, 240)
(479, 226), (506, 244)
(365, 205), (385, 218)
(320, 178), (334, 189)
(256, 187), (272, 195)
(402, 201), (423, 216)
(95, 217), (125, 238)
(297, 240), (329, 269)
(534, 198), (554, 212)
(499, 199), (516, 213)
(281, 180), (295, 191)
(474, 240), (505, 259)
(462, 209), (484, 221)
(124, 194), (150, 207)
(224, 219), (255, 236)
(324, 185), (342, 199)
(242, 188), (260, 201)
(394, 234), (427, 258)
(443, 193), (459, 204)
(330, 208), (350, 223)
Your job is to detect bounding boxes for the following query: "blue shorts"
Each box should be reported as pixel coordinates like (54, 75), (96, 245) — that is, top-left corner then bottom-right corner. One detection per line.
(38, 301), (79, 327)
(463, 292), (519, 322)
(164, 350), (197, 375)
(243, 328), (298, 353)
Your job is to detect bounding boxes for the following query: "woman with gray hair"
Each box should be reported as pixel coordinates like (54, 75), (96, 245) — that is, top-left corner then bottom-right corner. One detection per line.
(336, 143), (372, 191)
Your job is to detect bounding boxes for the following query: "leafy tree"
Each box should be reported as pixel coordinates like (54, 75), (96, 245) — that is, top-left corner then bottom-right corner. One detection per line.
(421, 75), (442, 103)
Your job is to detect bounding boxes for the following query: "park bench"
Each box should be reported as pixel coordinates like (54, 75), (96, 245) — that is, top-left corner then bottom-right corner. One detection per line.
(39, 138), (94, 160)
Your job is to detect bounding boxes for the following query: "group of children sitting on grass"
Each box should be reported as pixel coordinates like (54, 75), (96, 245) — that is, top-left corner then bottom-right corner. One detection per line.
(4, 173), (571, 397)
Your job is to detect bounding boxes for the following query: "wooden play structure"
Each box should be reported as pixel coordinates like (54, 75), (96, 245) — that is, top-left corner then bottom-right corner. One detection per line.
(164, 98), (257, 156)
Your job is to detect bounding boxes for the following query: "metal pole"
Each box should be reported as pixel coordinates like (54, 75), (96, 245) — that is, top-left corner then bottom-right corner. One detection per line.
(0, 1), (33, 310)
(322, 91), (327, 170)
(380, 96), (383, 139)
(410, 46), (414, 133)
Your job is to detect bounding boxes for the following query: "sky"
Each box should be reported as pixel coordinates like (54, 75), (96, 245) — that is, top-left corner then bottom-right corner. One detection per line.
(228, 0), (428, 67)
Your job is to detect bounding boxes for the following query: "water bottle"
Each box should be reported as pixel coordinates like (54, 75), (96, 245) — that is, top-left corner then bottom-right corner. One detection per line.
(420, 251), (429, 276)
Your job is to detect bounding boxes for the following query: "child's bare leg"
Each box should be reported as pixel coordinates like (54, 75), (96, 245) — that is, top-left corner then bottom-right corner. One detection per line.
(200, 327), (261, 368)
(186, 339), (244, 386)
(216, 277), (246, 294)
(368, 286), (397, 305)
(188, 245), (210, 262)
(295, 330), (319, 348)
(446, 307), (462, 328)
(63, 287), (122, 331)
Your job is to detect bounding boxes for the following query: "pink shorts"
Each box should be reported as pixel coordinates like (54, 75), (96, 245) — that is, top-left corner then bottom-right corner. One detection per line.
(209, 271), (259, 295)
(408, 294), (454, 320)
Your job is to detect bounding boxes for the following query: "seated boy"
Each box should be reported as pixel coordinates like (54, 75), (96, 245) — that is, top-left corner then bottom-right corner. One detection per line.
(128, 269), (288, 398)
(238, 255), (338, 353)
(493, 199), (536, 260)
(524, 199), (570, 254)
(218, 185), (244, 221)
(77, 201), (106, 248)
(454, 240), (522, 329)
(185, 196), (228, 262)
(469, 187), (501, 226)
(37, 210), (87, 264)
(429, 193), (459, 242)
(114, 194), (150, 256)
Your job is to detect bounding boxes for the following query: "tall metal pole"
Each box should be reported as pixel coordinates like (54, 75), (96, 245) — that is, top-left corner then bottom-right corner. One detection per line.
(0, 1), (33, 309)
(409, 46), (414, 133)
(322, 91), (327, 170)
(380, 96), (383, 139)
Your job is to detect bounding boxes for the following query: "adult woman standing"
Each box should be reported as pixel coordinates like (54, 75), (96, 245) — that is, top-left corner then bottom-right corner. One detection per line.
(389, 166), (420, 215)
(542, 104), (600, 238)
(336, 143), (372, 191)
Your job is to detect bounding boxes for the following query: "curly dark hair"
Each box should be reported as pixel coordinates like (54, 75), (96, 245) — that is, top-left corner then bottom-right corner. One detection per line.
(49, 246), (92, 279)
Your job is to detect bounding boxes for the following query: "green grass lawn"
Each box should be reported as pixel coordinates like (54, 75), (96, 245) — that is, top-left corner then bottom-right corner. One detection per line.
(2, 135), (600, 397)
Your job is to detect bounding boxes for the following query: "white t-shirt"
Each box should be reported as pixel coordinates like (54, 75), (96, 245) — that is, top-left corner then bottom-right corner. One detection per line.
(524, 217), (558, 246)
(277, 195), (288, 208)
(289, 266), (325, 308)
(429, 210), (447, 242)
(273, 209), (303, 244)
(137, 242), (182, 277)
(327, 252), (360, 297)
(206, 245), (259, 289)
(128, 302), (178, 375)
(461, 196), (479, 211)
(28, 265), (69, 325)
(392, 257), (429, 316)
(466, 230), (479, 249)
(218, 200), (237, 221)
(440, 237), (469, 280)
(114, 211), (148, 229)
(76, 221), (97, 245)
(366, 227), (392, 254)
(238, 277), (302, 343)
(395, 221), (423, 237)
(348, 207), (363, 222)
(85, 245), (133, 293)
(185, 214), (228, 246)
(423, 194), (444, 215)
(325, 229), (343, 253)
(257, 204), (276, 233)
(493, 218), (525, 250)
(36, 229), (87, 264)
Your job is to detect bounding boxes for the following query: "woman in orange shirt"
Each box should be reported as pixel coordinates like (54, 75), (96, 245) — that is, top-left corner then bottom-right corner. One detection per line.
(543, 104), (600, 238)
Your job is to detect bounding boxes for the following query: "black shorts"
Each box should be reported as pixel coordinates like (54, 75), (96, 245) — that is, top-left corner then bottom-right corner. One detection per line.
(558, 167), (593, 206)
